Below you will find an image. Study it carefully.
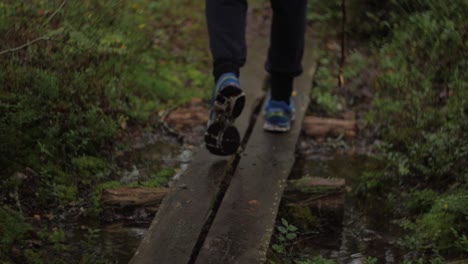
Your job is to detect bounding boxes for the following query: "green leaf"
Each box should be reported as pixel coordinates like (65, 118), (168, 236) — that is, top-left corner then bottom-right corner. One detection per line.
(286, 233), (297, 240)
(281, 218), (289, 227)
(277, 226), (288, 234)
(272, 244), (284, 254)
(288, 225), (298, 232)
(278, 235), (286, 241)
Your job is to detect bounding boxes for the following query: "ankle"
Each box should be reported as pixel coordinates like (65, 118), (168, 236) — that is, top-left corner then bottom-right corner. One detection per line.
(270, 74), (293, 103)
(213, 63), (240, 83)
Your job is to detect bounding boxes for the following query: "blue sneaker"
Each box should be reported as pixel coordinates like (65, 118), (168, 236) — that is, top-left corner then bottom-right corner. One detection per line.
(263, 98), (295, 132)
(205, 73), (245, 155)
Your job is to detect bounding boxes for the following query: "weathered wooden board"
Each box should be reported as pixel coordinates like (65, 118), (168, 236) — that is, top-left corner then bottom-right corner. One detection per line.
(195, 39), (316, 264)
(129, 35), (269, 264)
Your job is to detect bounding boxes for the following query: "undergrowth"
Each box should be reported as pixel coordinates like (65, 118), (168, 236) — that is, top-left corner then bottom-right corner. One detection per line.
(357, 0), (467, 261)
(0, 0), (210, 262)
(304, 0), (467, 262)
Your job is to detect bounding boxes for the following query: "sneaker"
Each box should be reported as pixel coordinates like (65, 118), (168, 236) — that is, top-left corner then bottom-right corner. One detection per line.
(263, 98), (295, 132)
(204, 73), (245, 155)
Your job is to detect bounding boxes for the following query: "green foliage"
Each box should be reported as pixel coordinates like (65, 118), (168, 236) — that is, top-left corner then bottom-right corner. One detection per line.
(79, 227), (110, 264)
(0, 0), (210, 208)
(306, 0), (393, 39)
(0, 209), (70, 263)
(402, 194), (468, 254)
(90, 180), (122, 216)
(364, 256), (378, 264)
(295, 257), (335, 264)
(355, 0), (468, 260)
(310, 57), (340, 114)
(310, 45), (368, 115)
(271, 218), (300, 262)
(138, 168), (176, 188)
(72, 155), (108, 184)
(89, 168), (175, 215)
(0, 207), (32, 257)
(404, 189), (438, 214)
(1, 1), (208, 261)
(38, 228), (66, 251)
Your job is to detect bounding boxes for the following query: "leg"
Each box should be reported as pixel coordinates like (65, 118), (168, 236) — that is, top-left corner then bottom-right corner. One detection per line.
(266, 0), (307, 103)
(205, 0), (247, 155)
(263, 0), (307, 132)
(206, 0), (248, 81)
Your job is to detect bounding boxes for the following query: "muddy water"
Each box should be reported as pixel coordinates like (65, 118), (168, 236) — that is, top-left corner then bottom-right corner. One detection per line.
(69, 138), (194, 263)
(273, 155), (405, 263)
(69, 139), (403, 263)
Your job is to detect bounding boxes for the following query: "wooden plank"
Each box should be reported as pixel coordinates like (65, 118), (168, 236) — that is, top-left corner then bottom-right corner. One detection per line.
(195, 39), (316, 264)
(129, 35), (269, 264)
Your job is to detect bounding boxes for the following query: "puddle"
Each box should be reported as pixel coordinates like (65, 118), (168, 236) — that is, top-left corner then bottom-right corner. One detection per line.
(271, 155), (406, 263)
(66, 221), (146, 263)
(67, 137), (193, 263)
(115, 139), (188, 184)
(65, 140), (402, 263)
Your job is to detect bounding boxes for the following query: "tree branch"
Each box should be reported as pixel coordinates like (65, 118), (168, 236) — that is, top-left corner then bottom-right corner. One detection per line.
(0, 0), (67, 55)
(43, 0), (68, 26)
(0, 36), (50, 55)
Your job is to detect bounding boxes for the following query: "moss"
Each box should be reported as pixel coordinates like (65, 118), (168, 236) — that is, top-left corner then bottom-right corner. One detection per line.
(72, 156), (108, 184)
(89, 181), (122, 216)
(55, 184), (78, 205)
(124, 167), (176, 188)
(286, 205), (318, 232)
(89, 168), (175, 215)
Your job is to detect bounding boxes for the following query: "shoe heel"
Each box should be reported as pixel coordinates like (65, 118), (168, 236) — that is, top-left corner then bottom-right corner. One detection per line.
(205, 122), (240, 156)
(231, 93), (245, 118)
(215, 85), (245, 119)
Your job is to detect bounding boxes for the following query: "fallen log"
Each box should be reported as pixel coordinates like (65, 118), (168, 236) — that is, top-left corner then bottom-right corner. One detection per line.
(302, 116), (356, 139)
(102, 187), (169, 207)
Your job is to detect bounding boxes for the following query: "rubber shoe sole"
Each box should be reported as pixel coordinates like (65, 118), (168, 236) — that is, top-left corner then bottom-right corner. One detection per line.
(205, 85), (245, 155)
(263, 122), (291, 132)
(205, 122), (241, 156)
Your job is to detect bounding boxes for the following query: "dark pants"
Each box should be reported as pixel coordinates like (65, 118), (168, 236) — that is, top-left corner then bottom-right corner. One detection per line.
(206, 0), (307, 101)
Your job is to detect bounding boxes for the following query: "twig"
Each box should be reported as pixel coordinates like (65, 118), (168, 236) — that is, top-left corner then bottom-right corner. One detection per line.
(338, 0), (346, 88)
(0, 36), (50, 55)
(160, 107), (184, 141)
(43, 0), (68, 26)
(0, 0), (67, 55)
(287, 191), (343, 207)
(14, 185), (24, 216)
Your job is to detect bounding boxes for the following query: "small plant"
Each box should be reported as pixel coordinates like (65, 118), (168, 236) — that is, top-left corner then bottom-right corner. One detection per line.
(272, 218), (299, 259)
(295, 256), (335, 264)
(364, 256), (378, 264)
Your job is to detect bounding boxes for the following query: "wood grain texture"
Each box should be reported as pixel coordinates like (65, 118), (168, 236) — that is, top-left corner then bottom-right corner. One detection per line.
(195, 39), (317, 264)
(129, 35), (269, 264)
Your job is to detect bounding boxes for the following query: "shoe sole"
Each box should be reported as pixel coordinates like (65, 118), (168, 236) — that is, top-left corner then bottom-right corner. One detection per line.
(205, 122), (241, 156)
(213, 85), (245, 120)
(205, 85), (245, 155)
(263, 122), (291, 132)
(262, 110), (294, 133)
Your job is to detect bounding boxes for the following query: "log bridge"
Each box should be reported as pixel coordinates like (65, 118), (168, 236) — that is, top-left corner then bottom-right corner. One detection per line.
(129, 33), (317, 264)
